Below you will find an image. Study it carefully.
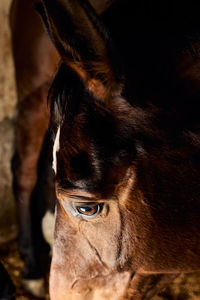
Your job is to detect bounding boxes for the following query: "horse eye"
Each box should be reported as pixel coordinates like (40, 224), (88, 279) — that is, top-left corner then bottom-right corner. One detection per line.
(75, 203), (103, 218)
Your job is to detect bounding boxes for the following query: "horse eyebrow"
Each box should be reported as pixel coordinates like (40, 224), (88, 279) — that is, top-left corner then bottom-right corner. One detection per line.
(67, 195), (100, 201)
(56, 186), (100, 201)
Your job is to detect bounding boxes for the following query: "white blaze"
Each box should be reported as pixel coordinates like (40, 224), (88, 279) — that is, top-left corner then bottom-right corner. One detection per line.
(52, 126), (60, 173)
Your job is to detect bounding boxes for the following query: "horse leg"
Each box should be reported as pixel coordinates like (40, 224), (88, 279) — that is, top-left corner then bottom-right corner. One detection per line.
(34, 129), (56, 253)
(126, 272), (178, 300)
(12, 82), (50, 297)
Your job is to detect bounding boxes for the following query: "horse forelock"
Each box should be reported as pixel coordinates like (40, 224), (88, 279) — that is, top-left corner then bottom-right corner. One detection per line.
(52, 126), (60, 174)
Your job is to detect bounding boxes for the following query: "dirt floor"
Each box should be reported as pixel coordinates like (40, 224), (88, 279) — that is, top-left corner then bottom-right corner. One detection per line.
(0, 240), (50, 300)
(0, 239), (200, 300)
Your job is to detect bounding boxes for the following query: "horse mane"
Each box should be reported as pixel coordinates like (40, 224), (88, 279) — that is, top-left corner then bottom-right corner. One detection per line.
(48, 63), (85, 127)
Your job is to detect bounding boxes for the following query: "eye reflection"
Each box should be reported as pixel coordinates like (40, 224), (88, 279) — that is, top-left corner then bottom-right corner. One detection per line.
(76, 204), (100, 216)
(74, 203), (103, 218)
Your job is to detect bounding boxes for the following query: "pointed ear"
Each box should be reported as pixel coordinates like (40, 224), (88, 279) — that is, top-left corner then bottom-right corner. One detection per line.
(88, 0), (115, 15)
(36, 0), (121, 101)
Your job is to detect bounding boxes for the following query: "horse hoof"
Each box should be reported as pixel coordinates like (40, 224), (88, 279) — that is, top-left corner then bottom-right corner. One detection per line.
(22, 278), (45, 298)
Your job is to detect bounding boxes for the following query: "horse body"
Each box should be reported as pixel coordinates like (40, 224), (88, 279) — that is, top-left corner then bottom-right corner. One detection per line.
(11, 0), (200, 299)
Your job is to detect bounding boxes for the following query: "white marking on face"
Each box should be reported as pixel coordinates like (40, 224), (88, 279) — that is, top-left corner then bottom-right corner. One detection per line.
(52, 126), (60, 174)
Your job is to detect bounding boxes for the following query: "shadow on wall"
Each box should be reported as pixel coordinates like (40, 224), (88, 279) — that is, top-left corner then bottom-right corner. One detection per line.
(0, 0), (18, 245)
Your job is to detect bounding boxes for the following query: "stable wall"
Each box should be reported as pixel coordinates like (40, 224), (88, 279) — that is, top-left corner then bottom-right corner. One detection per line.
(0, 0), (17, 244)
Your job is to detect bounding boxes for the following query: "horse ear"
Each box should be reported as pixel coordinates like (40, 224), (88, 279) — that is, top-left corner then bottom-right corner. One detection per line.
(88, 0), (115, 15)
(35, 0), (122, 100)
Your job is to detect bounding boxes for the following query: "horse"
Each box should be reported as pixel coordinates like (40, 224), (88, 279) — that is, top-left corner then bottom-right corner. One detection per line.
(11, 0), (200, 299)
(37, 0), (200, 299)
(10, 0), (114, 297)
